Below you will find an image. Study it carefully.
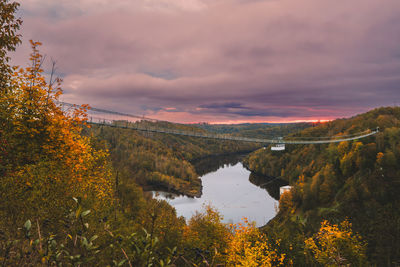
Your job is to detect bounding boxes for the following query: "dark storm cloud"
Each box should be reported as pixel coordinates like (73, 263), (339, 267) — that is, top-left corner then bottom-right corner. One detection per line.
(12, 0), (400, 123)
(199, 102), (249, 109)
(196, 102), (297, 117)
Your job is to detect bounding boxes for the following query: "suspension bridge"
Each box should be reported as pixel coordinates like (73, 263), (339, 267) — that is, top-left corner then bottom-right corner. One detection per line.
(59, 101), (379, 146)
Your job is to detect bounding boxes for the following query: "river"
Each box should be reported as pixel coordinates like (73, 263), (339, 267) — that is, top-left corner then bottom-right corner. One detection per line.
(153, 154), (287, 227)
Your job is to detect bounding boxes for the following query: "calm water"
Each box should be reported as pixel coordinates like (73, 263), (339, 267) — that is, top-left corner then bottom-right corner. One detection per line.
(153, 158), (281, 227)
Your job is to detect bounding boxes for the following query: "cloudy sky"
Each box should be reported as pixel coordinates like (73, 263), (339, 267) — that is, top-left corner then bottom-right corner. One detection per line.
(11, 0), (400, 123)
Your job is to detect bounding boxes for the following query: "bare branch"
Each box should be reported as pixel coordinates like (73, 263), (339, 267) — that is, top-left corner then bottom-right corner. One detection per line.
(36, 219), (42, 252)
(120, 247), (132, 267)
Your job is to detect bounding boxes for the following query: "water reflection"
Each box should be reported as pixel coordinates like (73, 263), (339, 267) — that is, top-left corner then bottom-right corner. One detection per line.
(153, 154), (287, 226)
(248, 173), (288, 200)
(192, 154), (288, 200)
(191, 153), (244, 176)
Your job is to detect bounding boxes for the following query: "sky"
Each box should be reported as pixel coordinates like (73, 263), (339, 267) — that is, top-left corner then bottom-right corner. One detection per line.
(11, 0), (400, 123)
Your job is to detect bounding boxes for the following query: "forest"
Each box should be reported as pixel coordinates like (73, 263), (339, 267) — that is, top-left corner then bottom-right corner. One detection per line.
(245, 107), (400, 266)
(85, 119), (309, 198)
(86, 122), (260, 197)
(0, 1), (396, 266)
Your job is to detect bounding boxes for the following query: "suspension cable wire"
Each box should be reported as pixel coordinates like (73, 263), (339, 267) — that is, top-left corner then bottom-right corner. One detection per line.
(57, 101), (184, 124)
(285, 129), (372, 140)
(88, 119), (378, 144)
(58, 101), (379, 145)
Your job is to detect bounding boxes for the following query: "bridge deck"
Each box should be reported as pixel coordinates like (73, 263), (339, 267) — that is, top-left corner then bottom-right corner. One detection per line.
(59, 102), (378, 145)
(89, 120), (378, 145)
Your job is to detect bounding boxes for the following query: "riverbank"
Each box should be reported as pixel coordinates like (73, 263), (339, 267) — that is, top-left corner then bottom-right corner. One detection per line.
(153, 161), (279, 226)
(141, 151), (255, 197)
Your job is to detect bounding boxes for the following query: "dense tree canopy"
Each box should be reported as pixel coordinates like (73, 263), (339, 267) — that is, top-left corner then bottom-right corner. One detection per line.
(246, 107), (400, 265)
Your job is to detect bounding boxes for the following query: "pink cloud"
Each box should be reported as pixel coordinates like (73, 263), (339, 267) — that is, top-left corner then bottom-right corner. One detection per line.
(12, 0), (400, 123)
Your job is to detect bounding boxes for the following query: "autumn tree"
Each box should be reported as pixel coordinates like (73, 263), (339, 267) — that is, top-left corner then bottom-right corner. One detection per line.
(0, 41), (114, 230)
(279, 190), (295, 215)
(182, 205), (231, 265)
(304, 220), (368, 266)
(0, 0), (21, 176)
(0, 0), (21, 87)
(226, 218), (286, 267)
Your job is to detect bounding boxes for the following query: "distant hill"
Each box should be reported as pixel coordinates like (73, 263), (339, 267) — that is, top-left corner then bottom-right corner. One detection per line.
(194, 122), (311, 137)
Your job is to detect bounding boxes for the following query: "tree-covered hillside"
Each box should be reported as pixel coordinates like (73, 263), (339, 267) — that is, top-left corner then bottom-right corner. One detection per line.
(195, 122), (311, 138)
(245, 107), (400, 265)
(87, 123), (260, 197)
(87, 118), (310, 197)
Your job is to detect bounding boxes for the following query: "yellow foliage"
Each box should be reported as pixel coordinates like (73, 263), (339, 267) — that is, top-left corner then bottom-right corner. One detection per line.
(1, 41), (114, 221)
(338, 141), (349, 156)
(226, 218), (286, 266)
(304, 220), (367, 266)
(376, 152), (384, 165)
(279, 190), (295, 214)
(183, 205), (231, 261)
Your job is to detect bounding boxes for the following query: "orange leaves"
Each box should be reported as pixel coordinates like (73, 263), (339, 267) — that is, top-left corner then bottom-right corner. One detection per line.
(304, 220), (367, 266)
(376, 152), (384, 165)
(182, 205), (231, 263)
(1, 41), (114, 216)
(278, 190), (296, 215)
(29, 40), (42, 46)
(226, 218), (286, 266)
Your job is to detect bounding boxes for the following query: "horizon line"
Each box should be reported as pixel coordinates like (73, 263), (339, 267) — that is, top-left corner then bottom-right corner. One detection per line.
(185, 119), (333, 125)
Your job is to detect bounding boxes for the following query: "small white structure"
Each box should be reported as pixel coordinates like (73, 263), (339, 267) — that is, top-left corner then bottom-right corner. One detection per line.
(280, 185), (292, 196)
(271, 137), (285, 151)
(271, 143), (285, 151)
